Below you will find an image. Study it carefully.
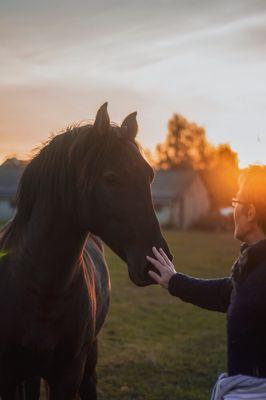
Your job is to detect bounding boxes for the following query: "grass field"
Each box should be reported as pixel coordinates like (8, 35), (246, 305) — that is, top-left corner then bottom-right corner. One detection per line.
(96, 230), (239, 400)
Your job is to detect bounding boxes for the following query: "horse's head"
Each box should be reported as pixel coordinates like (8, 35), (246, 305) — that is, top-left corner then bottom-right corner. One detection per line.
(76, 103), (172, 286)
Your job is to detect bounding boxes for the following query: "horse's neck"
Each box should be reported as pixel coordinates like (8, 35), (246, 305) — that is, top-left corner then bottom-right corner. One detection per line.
(21, 214), (88, 294)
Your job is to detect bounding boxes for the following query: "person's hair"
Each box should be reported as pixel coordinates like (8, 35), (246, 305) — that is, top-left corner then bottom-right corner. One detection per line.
(239, 165), (266, 233)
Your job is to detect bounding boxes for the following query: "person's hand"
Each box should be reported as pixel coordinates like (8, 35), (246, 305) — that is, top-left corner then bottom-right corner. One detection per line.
(147, 246), (176, 289)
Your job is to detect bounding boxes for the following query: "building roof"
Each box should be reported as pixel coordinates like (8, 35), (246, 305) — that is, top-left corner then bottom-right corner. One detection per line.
(151, 168), (198, 203)
(0, 158), (26, 198)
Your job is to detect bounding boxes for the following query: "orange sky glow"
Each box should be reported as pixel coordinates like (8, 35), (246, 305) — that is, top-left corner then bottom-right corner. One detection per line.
(1, 0), (266, 168)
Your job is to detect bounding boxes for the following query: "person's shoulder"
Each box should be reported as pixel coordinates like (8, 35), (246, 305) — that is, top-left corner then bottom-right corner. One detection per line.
(237, 240), (266, 282)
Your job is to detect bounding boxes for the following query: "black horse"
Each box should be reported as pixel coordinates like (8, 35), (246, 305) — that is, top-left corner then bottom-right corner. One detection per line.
(0, 103), (172, 399)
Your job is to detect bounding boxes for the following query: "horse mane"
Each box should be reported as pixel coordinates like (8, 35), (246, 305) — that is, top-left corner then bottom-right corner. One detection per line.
(0, 115), (144, 348)
(0, 122), (139, 253)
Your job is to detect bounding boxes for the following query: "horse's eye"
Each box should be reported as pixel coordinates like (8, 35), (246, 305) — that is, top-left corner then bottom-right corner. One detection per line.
(103, 172), (117, 185)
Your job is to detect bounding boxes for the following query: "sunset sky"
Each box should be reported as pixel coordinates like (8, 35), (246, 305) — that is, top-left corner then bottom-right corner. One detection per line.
(1, 0), (266, 167)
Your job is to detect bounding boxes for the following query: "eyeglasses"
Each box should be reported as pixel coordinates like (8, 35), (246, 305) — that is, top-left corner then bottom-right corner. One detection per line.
(231, 198), (249, 208)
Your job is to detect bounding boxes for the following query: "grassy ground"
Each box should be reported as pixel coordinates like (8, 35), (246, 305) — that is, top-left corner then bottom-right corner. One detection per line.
(96, 230), (239, 400)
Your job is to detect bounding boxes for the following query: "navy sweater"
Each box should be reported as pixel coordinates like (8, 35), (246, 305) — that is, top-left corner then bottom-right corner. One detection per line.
(168, 239), (266, 377)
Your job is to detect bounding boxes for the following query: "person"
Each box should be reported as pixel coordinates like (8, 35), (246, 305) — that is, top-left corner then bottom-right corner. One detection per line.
(147, 165), (266, 400)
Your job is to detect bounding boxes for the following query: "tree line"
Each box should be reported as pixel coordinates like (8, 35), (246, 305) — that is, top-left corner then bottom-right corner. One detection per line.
(145, 113), (239, 210)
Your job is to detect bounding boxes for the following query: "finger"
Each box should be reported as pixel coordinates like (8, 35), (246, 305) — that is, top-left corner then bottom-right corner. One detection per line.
(152, 246), (167, 265)
(148, 270), (163, 285)
(146, 256), (165, 272)
(159, 248), (172, 266)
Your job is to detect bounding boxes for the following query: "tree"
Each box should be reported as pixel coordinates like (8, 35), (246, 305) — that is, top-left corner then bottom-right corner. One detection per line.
(201, 144), (239, 209)
(154, 113), (239, 209)
(155, 113), (213, 170)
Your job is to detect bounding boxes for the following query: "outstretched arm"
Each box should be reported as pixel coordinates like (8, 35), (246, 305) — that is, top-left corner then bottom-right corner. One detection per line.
(147, 247), (232, 313)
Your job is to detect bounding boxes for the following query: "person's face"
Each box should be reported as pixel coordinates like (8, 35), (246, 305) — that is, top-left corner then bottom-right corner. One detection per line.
(233, 187), (253, 242)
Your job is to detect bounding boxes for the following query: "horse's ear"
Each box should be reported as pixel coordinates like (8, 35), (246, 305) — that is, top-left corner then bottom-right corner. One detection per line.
(121, 112), (138, 140)
(94, 102), (110, 134)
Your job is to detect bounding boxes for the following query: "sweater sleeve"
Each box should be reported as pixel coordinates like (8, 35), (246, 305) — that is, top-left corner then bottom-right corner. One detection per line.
(168, 272), (233, 313)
